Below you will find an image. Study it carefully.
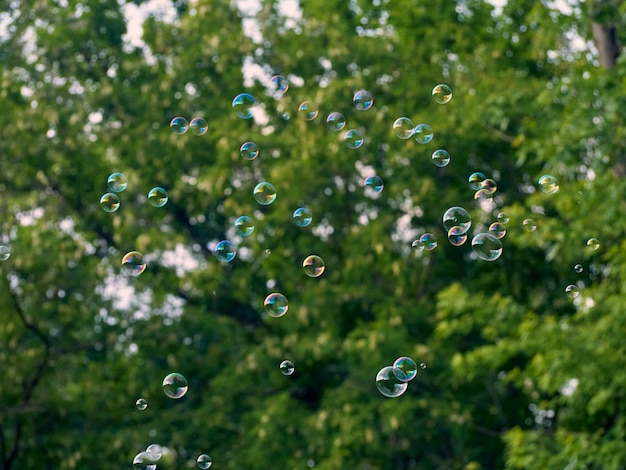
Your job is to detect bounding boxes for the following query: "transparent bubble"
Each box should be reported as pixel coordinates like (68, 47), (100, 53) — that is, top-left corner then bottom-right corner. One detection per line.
(0, 245), (11, 261)
(522, 219), (537, 232)
(364, 175), (384, 193)
(353, 89), (374, 110)
(215, 240), (236, 262)
(107, 172), (128, 192)
(148, 187), (168, 207)
(344, 129), (364, 149)
(474, 188), (494, 210)
(489, 222), (507, 239)
(122, 251), (146, 276)
(411, 239), (424, 252)
(376, 366), (408, 398)
(133, 452), (157, 470)
(100, 193), (120, 213)
(240, 141), (259, 160)
(468, 172), (486, 190)
(565, 284), (579, 299)
(197, 454), (213, 469)
(293, 207), (312, 227)
(480, 178), (497, 194)
(471, 233), (503, 261)
(419, 362), (427, 369)
(232, 93), (255, 119)
(170, 116), (188, 135)
(431, 149), (450, 167)
(162, 372), (188, 399)
(419, 233), (437, 251)
(497, 212), (510, 224)
(414, 124), (433, 144)
(280, 360), (295, 376)
(190, 117), (208, 136)
(145, 444), (162, 462)
(253, 182), (277, 205)
(392, 357), (417, 382)
(282, 112), (291, 121)
(574, 264), (583, 274)
(538, 174), (559, 194)
(303, 255), (325, 277)
(135, 398), (148, 410)
(392, 117), (414, 139)
(447, 227), (468, 246)
(432, 83), (453, 104)
(269, 75), (289, 97)
(234, 216), (255, 237)
(264, 293), (288, 317)
(298, 101), (319, 121)
(586, 238), (600, 250)
(443, 207), (471, 234)
(326, 112), (346, 131)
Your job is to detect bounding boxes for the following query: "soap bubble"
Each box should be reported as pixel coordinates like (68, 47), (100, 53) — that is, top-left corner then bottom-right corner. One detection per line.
(269, 75), (289, 97)
(586, 238), (600, 250)
(392, 117), (414, 139)
(190, 117), (208, 136)
(432, 83), (453, 104)
(364, 175), (384, 194)
(480, 178), (497, 194)
(468, 172), (486, 190)
(298, 101), (318, 121)
(232, 93), (255, 119)
(253, 182), (277, 205)
(282, 112), (291, 121)
(447, 227), (468, 246)
(414, 123), (433, 144)
(418, 233), (437, 251)
(147, 187), (168, 207)
(489, 222), (507, 239)
(293, 207), (312, 227)
(240, 141), (259, 160)
(0, 245), (10, 261)
(197, 454), (213, 469)
(145, 444), (162, 462)
(100, 193), (120, 213)
(344, 129), (364, 149)
(133, 452), (157, 470)
(162, 372), (188, 399)
(376, 366), (408, 398)
(431, 149), (450, 167)
(135, 398), (148, 410)
(280, 360), (295, 375)
(497, 212), (510, 224)
(474, 189), (495, 210)
(471, 233), (503, 261)
(565, 284), (579, 298)
(392, 357), (418, 382)
(574, 264), (583, 274)
(170, 116), (188, 134)
(215, 240), (236, 262)
(107, 172), (128, 192)
(234, 216), (255, 237)
(538, 174), (559, 194)
(303, 255), (325, 277)
(122, 251), (146, 276)
(443, 207), (471, 234)
(353, 89), (374, 110)
(264, 293), (288, 317)
(326, 112), (346, 131)
(522, 219), (537, 232)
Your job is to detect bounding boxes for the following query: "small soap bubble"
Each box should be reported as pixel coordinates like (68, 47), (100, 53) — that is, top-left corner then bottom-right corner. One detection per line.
(364, 175), (384, 193)
(170, 116), (188, 135)
(538, 174), (559, 194)
(414, 123), (433, 144)
(107, 172), (128, 192)
(147, 187), (168, 207)
(232, 93), (255, 119)
(392, 117), (414, 139)
(565, 284), (579, 299)
(145, 444), (162, 462)
(269, 75), (289, 97)
(419, 362), (427, 369)
(122, 251), (146, 276)
(376, 366), (408, 398)
(574, 264), (583, 274)
(197, 454), (213, 469)
(303, 255), (325, 277)
(298, 101), (319, 121)
(468, 172), (486, 190)
(471, 233), (503, 261)
(215, 240), (236, 262)
(190, 117), (208, 136)
(442, 207), (471, 234)
(282, 112), (291, 121)
(586, 238), (600, 250)
(234, 216), (255, 237)
(480, 178), (497, 194)
(162, 372), (188, 399)
(135, 398), (148, 410)
(497, 212), (510, 224)
(240, 141), (259, 160)
(133, 452), (157, 470)
(392, 357), (418, 382)
(0, 244), (11, 261)
(419, 233), (437, 251)
(253, 182), (277, 205)
(431, 149), (450, 167)
(447, 227), (468, 246)
(326, 112), (346, 131)
(432, 84), (453, 104)
(344, 129), (364, 149)
(264, 293), (288, 317)
(280, 360), (295, 376)
(474, 189), (495, 210)
(489, 222), (507, 239)
(353, 89), (374, 110)
(100, 193), (120, 213)
(522, 219), (537, 232)
(293, 207), (312, 227)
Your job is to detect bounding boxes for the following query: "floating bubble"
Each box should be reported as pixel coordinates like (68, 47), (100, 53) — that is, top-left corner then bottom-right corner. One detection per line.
(148, 187), (168, 207)
(432, 83), (453, 104)
(468, 172), (486, 190)
(497, 212), (510, 224)
(419, 233), (437, 251)
(298, 101), (319, 121)
(538, 174), (559, 194)
(293, 207), (312, 227)
(392, 357), (418, 382)
(170, 116), (188, 135)
(197, 454), (213, 469)
(364, 175), (384, 193)
(471, 233), (503, 261)
(447, 227), (468, 246)
(162, 372), (188, 399)
(145, 444), (162, 462)
(100, 193), (121, 213)
(565, 284), (579, 299)
(133, 452), (157, 470)
(253, 182), (277, 205)
(240, 141), (259, 160)
(264, 293), (288, 317)
(474, 188), (495, 210)
(353, 89), (374, 110)
(431, 149), (450, 167)
(411, 239), (424, 252)
(489, 222), (507, 239)
(0, 245), (10, 261)
(586, 238), (600, 250)
(376, 366), (408, 398)
(303, 255), (325, 277)
(215, 240), (236, 262)
(232, 93), (255, 119)
(282, 112), (291, 121)
(522, 219), (537, 232)
(419, 362), (427, 369)
(574, 264), (583, 274)
(344, 129), (364, 149)
(135, 398), (148, 410)
(107, 172), (128, 192)
(234, 216), (255, 237)
(414, 123), (433, 144)
(480, 178), (497, 194)
(442, 207), (471, 234)
(392, 117), (414, 139)
(269, 74), (289, 96)
(280, 360), (295, 376)
(190, 117), (208, 136)
(326, 112), (346, 131)
(122, 251), (146, 276)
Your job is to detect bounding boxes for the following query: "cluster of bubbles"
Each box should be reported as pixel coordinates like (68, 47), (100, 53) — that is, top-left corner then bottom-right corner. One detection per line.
(133, 443), (211, 469)
(100, 172), (168, 213)
(170, 116), (208, 136)
(376, 356), (426, 398)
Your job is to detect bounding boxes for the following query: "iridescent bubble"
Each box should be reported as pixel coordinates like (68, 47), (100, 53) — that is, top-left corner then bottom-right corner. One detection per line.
(344, 129), (364, 149)
(442, 207), (471, 234)
(411, 239), (424, 252)
(480, 178), (497, 194)
(431, 149), (450, 167)
(587, 238), (600, 250)
(489, 222), (507, 239)
(240, 141), (259, 160)
(419, 233), (437, 251)
(303, 255), (325, 277)
(162, 372), (188, 399)
(293, 207), (312, 227)
(170, 116), (188, 135)
(282, 112), (291, 121)
(133, 452), (157, 470)
(280, 360), (295, 376)
(432, 84), (453, 104)
(392, 357), (418, 382)
(264, 293), (288, 317)
(471, 233), (503, 261)
(392, 117), (414, 139)
(468, 172), (486, 190)
(414, 123), (433, 144)
(253, 182), (277, 205)
(474, 188), (494, 210)
(147, 187), (168, 207)
(538, 174), (559, 194)
(326, 112), (346, 131)
(298, 101), (319, 121)
(107, 172), (128, 192)
(565, 284), (579, 299)
(364, 175), (384, 193)
(232, 93), (256, 119)
(522, 219), (537, 232)
(353, 89), (374, 110)
(497, 212), (510, 224)
(122, 251), (146, 276)
(269, 75), (289, 97)
(100, 193), (120, 213)
(574, 264), (583, 274)
(447, 227), (468, 246)
(197, 454), (213, 469)
(234, 216), (255, 237)
(145, 444), (162, 462)
(376, 366), (408, 398)
(215, 240), (236, 262)
(135, 398), (148, 410)
(190, 117), (208, 136)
